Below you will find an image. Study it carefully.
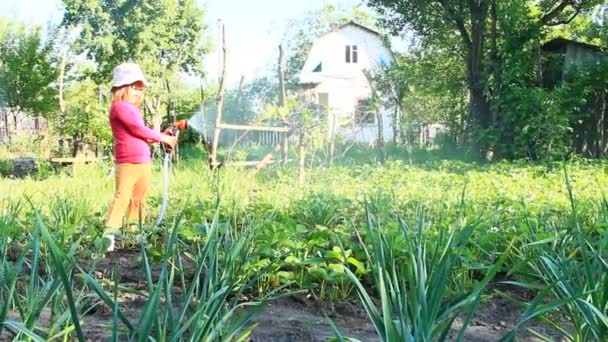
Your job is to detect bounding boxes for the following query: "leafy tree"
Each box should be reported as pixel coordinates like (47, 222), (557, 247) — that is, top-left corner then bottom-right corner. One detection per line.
(202, 76), (277, 127)
(60, 0), (209, 127)
(0, 19), (57, 116)
(377, 48), (467, 148)
(60, 77), (112, 155)
(488, 2), (607, 160)
(368, 0), (602, 159)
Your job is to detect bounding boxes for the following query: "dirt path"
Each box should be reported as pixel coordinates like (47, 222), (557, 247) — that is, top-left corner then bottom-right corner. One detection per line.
(249, 294), (560, 342)
(2, 249), (563, 341)
(82, 250), (562, 341)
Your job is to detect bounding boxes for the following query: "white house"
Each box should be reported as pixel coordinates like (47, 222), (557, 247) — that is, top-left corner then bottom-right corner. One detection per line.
(298, 21), (395, 144)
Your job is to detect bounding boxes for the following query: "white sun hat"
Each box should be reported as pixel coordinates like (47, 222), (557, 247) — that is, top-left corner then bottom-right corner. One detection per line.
(111, 62), (149, 89)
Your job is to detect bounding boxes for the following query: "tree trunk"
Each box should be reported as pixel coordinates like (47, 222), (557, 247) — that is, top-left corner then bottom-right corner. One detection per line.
(392, 105), (400, 144)
(467, 0), (491, 160)
(144, 97), (163, 132)
(58, 49), (68, 156)
(1, 111), (8, 143)
(278, 45), (287, 108)
(144, 96), (163, 158)
(236, 75), (245, 108)
(376, 110), (386, 163)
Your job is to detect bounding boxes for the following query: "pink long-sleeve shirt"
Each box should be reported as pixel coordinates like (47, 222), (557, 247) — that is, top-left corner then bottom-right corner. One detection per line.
(109, 101), (162, 164)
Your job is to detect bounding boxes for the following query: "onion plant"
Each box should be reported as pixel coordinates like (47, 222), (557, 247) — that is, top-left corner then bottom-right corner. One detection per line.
(341, 206), (505, 342)
(501, 172), (608, 341)
(2, 202), (279, 341)
(81, 209), (285, 341)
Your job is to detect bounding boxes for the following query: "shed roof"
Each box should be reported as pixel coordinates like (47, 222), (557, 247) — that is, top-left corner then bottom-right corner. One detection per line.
(542, 37), (603, 53)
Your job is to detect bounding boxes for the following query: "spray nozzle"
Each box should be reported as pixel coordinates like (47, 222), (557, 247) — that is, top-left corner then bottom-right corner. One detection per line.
(163, 119), (189, 153)
(172, 119), (188, 130)
(165, 119), (188, 136)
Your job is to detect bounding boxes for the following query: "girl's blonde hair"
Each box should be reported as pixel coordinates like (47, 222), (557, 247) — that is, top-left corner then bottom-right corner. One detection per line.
(111, 81), (144, 103)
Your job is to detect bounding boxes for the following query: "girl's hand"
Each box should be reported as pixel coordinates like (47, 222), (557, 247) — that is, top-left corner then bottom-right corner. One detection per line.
(160, 134), (178, 150)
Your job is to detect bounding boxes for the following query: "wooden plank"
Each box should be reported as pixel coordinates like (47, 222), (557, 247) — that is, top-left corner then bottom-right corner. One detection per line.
(217, 123), (290, 133)
(211, 159), (291, 167)
(50, 157), (97, 164)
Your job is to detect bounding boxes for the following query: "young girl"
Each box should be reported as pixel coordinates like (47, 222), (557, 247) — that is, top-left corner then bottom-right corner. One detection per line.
(103, 63), (177, 251)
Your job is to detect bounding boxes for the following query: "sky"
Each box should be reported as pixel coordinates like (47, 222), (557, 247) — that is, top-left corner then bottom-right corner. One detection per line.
(0, 0), (405, 88)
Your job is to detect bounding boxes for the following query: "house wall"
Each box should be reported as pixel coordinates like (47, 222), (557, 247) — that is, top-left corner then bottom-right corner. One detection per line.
(300, 25), (395, 144)
(564, 44), (602, 76)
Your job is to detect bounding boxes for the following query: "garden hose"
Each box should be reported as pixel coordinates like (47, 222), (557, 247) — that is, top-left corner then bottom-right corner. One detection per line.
(148, 121), (188, 232)
(153, 152), (171, 229)
(144, 120), (188, 237)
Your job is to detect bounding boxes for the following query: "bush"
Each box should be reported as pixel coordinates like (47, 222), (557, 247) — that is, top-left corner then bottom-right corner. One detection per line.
(0, 159), (14, 177)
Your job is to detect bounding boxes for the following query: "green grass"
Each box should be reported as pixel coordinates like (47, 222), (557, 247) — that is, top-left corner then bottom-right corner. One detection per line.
(2, 152), (608, 340)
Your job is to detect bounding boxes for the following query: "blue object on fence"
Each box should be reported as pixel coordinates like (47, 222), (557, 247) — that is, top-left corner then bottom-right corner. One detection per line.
(379, 56), (389, 66)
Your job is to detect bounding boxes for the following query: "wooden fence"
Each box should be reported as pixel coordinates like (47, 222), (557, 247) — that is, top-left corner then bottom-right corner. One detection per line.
(0, 111), (48, 143)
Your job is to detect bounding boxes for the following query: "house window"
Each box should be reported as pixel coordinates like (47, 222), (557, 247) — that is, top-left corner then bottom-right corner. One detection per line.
(354, 98), (375, 124)
(313, 62), (322, 72)
(345, 45), (358, 63)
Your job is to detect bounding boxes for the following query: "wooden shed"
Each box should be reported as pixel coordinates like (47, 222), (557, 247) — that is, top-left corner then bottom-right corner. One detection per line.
(542, 38), (606, 158)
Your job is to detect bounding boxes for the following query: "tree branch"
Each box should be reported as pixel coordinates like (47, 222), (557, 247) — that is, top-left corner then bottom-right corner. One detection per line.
(541, 0), (577, 25)
(545, 2), (584, 26)
(438, 0), (472, 48)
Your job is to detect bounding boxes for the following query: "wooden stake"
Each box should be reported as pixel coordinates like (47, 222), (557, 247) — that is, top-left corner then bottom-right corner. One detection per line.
(278, 44), (287, 107)
(210, 22), (227, 169)
(298, 130), (306, 184)
(281, 133), (289, 164)
(329, 112), (337, 166)
(363, 69), (385, 164)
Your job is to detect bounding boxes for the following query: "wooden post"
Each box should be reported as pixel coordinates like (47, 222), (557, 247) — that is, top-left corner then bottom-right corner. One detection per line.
(198, 82), (208, 148)
(298, 129), (306, 184)
(210, 22), (227, 169)
(363, 69), (385, 164)
(278, 44), (288, 164)
(281, 133), (289, 164)
(329, 112), (337, 166)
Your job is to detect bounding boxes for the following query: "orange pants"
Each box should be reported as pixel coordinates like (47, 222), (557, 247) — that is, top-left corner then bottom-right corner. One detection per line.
(104, 163), (152, 234)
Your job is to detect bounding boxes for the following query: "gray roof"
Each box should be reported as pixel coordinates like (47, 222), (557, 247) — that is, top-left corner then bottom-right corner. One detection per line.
(319, 21), (382, 38)
(542, 37), (603, 52)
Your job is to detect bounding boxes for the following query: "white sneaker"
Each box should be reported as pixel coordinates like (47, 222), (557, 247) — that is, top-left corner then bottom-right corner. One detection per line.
(103, 234), (116, 252)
